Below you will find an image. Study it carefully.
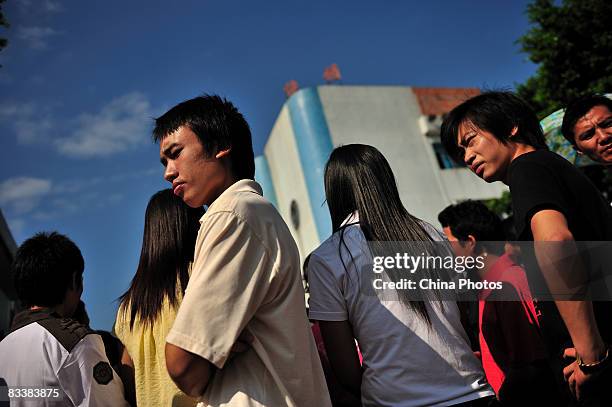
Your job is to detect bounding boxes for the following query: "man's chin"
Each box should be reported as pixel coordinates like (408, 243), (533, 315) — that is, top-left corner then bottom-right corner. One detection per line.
(183, 195), (207, 208)
(595, 152), (612, 165)
(481, 172), (500, 183)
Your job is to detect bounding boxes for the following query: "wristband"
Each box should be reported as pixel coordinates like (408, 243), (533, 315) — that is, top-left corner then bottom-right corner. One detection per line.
(577, 347), (610, 374)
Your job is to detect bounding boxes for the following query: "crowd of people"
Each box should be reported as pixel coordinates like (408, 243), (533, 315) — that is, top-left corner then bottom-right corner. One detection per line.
(0, 91), (610, 406)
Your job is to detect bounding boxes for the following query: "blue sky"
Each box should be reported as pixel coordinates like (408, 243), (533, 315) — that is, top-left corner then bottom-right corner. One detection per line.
(0, 0), (537, 330)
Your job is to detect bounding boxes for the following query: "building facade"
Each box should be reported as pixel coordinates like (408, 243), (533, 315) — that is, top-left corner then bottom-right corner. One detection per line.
(0, 210), (18, 339)
(255, 85), (507, 260)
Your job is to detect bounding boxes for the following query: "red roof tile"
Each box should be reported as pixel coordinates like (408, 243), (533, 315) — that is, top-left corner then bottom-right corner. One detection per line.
(412, 87), (480, 116)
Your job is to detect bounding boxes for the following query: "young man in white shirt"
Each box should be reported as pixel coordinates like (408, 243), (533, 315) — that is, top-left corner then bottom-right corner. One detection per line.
(0, 232), (129, 407)
(157, 95), (330, 406)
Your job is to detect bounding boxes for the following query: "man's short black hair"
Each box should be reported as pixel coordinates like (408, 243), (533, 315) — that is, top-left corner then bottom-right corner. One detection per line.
(441, 91), (548, 162)
(12, 232), (84, 307)
(438, 200), (505, 254)
(153, 94), (255, 180)
(561, 94), (612, 146)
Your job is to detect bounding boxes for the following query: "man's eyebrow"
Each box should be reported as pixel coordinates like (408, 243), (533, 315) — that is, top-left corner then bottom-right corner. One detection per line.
(598, 116), (612, 124)
(458, 131), (474, 147)
(578, 127), (595, 139)
(161, 142), (179, 157)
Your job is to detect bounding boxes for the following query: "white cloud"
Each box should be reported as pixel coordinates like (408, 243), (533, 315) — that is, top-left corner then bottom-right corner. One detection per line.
(0, 102), (52, 144)
(55, 92), (153, 158)
(16, 0), (62, 14)
(15, 118), (54, 144)
(42, 0), (63, 13)
(0, 177), (52, 214)
(18, 26), (58, 50)
(0, 103), (34, 119)
(1, 167), (149, 236)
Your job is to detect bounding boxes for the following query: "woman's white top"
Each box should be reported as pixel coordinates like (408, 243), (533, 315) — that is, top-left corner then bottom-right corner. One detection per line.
(308, 214), (494, 406)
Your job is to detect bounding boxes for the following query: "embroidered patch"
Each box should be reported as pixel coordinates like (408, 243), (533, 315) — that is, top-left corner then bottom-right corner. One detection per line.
(93, 361), (113, 385)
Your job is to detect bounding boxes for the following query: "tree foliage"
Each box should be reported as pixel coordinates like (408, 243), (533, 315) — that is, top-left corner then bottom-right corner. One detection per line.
(483, 190), (512, 219)
(516, 0), (612, 118)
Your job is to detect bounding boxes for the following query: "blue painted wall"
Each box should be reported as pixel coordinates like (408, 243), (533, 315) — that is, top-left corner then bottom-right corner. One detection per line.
(287, 87), (334, 241)
(254, 155), (279, 209)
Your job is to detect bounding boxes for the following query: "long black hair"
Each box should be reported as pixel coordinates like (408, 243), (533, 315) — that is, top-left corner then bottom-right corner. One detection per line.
(119, 189), (204, 330)
(324, 144), (438, 323)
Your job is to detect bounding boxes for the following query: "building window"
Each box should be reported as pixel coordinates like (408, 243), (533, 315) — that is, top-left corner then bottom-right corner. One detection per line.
(290, 200), (300, 230)
(432, 142), (465, 169)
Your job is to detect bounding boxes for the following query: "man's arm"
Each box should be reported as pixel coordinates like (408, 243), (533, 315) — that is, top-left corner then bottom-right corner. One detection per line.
(317, 320), (362, 399)
(531, 209), (607, 399)
(165, 343), (214, 398)
(118, 347), (136, 406)
(58, 334), (130, 407)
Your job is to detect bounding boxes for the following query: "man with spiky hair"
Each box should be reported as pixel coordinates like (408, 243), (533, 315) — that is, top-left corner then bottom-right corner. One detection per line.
(0, 232), (129, 407)
(441, 91), (612, 404)
(156, 95), (330, 406)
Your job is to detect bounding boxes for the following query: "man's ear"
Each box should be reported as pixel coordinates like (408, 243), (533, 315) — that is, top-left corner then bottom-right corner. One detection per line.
(215, 148), (231, 159)
(466, 235), (477, 252)
(72, 272), (83, 290)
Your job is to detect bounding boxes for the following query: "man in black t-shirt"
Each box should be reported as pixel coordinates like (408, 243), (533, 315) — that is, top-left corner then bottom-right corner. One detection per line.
(441, 91), (611, 405)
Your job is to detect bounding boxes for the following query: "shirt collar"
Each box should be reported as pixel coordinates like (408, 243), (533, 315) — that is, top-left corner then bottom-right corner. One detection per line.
(200, 179), (263, 223)
(341, 211), (359, 227)
(482, 253), (515, 282)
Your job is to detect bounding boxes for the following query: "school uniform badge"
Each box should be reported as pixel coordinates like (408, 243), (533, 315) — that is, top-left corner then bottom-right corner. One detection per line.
(93, 362), (113, 385)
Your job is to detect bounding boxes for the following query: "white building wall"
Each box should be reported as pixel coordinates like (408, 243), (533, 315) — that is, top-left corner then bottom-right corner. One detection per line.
(439, 169), (507, 203)
(263, 85), (507, 252)
(317, 85), (506, 227)
(264, 105), (320, 260)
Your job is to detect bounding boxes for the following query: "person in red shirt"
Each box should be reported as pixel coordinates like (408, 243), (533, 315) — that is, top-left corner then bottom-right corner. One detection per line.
(439, 200), (563, 405)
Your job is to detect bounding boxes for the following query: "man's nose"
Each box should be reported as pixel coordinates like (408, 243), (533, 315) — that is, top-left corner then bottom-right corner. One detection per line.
(596, 127), (612, 145)
(464, 148), (475, 165)
(164, 162), (178, 182)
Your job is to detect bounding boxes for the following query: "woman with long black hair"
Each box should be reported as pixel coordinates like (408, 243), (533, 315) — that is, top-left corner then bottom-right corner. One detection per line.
(307, 144), (494, 406)
(114, 189), (204, 407)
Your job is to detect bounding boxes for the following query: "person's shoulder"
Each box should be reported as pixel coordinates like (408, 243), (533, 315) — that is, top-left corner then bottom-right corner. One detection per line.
(311, 224), (365, 267)
(38, 316), (95, 353)
(511, 149), (575, 171)
(208, 180), (276, 220)
(418, 220), (446, 241)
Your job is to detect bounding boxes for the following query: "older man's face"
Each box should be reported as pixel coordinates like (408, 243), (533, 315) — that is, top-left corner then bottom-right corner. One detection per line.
(573, 105), (612, 164)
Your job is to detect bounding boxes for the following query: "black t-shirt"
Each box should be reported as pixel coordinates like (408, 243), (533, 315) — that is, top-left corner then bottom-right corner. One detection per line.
(507, 149), (612, 346)
(508, 149), (612, 241)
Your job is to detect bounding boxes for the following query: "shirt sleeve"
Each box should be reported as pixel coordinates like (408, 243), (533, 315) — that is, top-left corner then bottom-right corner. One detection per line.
(166, 210), (273, 369)
(307, 253), (349, 321)
(58, 334), (129, 407)
(509, 157), (572, 238)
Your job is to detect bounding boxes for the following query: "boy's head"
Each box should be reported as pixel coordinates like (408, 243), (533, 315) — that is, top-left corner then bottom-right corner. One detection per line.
(155, 95), (255, 207)
(12, 232), (84, 316)
(438, 200), (505, 257)
(441, 91), (547, 182)
(561, 94), (612, 164)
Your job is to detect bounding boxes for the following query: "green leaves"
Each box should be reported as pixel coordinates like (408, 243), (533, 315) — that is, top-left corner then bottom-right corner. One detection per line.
(516, 0), (612, 118)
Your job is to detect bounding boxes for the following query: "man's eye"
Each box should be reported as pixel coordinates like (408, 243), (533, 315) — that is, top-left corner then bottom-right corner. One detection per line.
(600, 119), (612, 128)
(580, 129), (595, 140)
